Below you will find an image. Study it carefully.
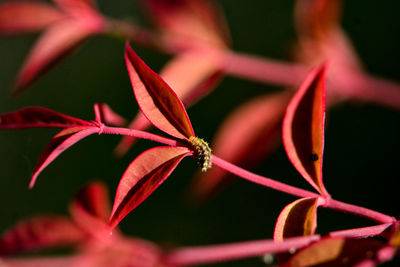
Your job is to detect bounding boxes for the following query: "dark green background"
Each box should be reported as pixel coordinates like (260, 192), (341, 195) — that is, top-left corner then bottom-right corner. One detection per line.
(0, 0), (399, 266)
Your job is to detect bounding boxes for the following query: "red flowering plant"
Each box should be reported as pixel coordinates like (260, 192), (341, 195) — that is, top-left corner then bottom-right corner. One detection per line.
(0, 1), (400, 266)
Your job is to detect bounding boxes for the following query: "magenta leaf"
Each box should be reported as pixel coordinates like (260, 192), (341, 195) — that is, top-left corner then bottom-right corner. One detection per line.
(191, 92), (290, 201)
(274, 197), (320, 241)
(109, 146), (191, 229)
(124, 43), (195, 139)
(0, 107), (93, 129)
(115, 50), (223, 156)
(14, 18), (104, 93)
(0, 215), (85, 256)
(287, 237), (386, 267)
(93, 103), (126, 126)
(30, 126), (98, 188)
(282, 65), (328, 196)
(0, 2), (64, 34)
(69, 181), (113, 237)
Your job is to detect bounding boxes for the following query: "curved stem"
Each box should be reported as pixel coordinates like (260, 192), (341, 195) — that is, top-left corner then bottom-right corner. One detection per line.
(212, 155), (320, 199)
(101, 126), (181, 147)
(212, 155), (395, 224)
(163, 223), (392, 266)
(100, 127), (395, 225)
(163, 235), (320, 266)
(326, 199), (396, 224)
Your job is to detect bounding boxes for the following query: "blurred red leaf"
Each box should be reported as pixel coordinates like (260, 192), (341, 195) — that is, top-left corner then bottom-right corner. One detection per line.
(143, 0), (229, 48)
(14, 18), (104, 93)
(53, 0), (98, 13)
(30, 126), (98, 188)
(124, 44), (195, 140)
(93, 103), (126, 127)
(69, 181), (113, 238)
(115, 49), (223, 156)
(274, 197), (320, 241)
(0, 216), (85, 256)
(70, 181), (111, 222)
(286, 237), (386, 267)
(295, 0), (343, 40)
(109, 146), (191, 229)
(282, 65), (328, 196)
(191, 92), (290, 201)
(0, 2), (64, 34)
(0, 107), (93, 129)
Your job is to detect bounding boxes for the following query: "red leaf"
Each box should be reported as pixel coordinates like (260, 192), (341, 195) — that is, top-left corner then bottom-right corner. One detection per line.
(71, 181), (111, 222)
(74, 237), (161, 267)
(0, 216), (85, 255)
(286, 237), (386, 267)
(69, 181), (113, 238)
(14, 18), (104, 93)
(30, 126), (98, 188)
(143, 0), (230, 47)
(282, 65), (328, 195)
(0, 107), (93, 129)
(53, 0), (97, 12)
(109, 146), (191, 229)
(191, 92), (290, 201)
(93, 103), (126, 126)
(274, 197), (320, 241)
(124, 44), (195, 139)
(0, 2), (64, 34)
(295, 0), (343, 40)
(115, 50), (223, 156)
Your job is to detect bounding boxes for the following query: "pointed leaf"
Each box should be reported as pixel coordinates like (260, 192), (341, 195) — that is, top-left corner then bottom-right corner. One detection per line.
(286, 237), (385, 267)
(93, 103), (126, 126)
(274, 197), (320, 241)
(0, 2), (64, 34)
(0, 216), (85, 255)
(295, 0), (343, 39)
(30, 126), (98, 188)
(69, 181), (113, 237)
(191, 92), (290, 201)
(71, 181), (111, 222)
(143, 0), (230, 47)
(0, 107), (93, 129)
(282, 65), (328, 195)
(14, 18), (104, 93)
(115, 50), (223, 156)
(124, 44), (195, 139)
(109, 146), (191, 229)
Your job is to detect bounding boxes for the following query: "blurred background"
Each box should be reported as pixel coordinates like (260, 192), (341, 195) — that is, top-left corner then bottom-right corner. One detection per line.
(0, 0), (399, 266)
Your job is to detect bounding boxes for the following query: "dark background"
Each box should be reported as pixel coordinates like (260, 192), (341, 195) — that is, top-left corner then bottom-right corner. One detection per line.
(0, 0), (399, 266)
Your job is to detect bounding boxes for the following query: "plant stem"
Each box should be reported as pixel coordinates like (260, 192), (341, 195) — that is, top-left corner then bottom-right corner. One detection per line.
(212, 155), (395, 224)
(327, 199), (396, 224)
(101, 126), (180, 147)
(106, 18), (400, 110)
(163, 223), (392, 266)
(212, 155), (320, 199)
(101, 127), (395, 224)
(163, 235), (320, 266)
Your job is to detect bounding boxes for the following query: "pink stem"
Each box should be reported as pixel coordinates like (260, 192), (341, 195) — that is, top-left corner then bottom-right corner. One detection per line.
(100, 127), (395, 224)
(329, 223), (392, 239)
(101, 126), (180, 147)
(163, 235), (320, 266)
(327, 199), (396, 224)
(212, 155), (319, 198)
(212, 155), (395, 224)
(223, 50), (308, 87)
(163, 223), (392, 266)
